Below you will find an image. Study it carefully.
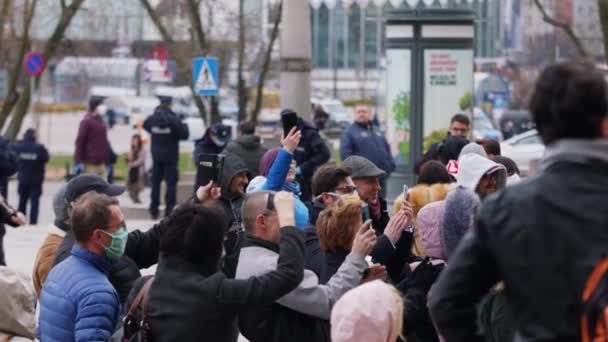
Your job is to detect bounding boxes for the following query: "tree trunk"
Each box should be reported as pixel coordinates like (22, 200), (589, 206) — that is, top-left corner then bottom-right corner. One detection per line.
(141, 0), (209, 124)
(598, 0), (608, 59)
(251, 1), (282, 124)
(237, 0), (247, 122)
(0, 0), (12, 42)
(5, 0), (81, 140)
(1, 0), (37, 135)
(533, 0), (588, 57)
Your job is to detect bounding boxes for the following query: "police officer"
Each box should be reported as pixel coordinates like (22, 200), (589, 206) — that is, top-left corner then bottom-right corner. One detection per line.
(13, 128), (49, 225)
(143, 96), (189, 219)
(193, 123), (231, 159)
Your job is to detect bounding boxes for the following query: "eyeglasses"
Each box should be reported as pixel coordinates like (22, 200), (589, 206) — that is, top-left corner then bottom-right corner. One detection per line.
(334, 185), (357, 195)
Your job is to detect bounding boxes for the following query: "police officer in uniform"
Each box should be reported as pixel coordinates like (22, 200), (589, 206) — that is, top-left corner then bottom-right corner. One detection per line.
(143, 96), (189, 219)
(13, 128), (49, 225)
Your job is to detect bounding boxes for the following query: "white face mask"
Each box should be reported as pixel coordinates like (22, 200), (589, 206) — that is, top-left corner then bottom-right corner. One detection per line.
(96, 104), (107, 115)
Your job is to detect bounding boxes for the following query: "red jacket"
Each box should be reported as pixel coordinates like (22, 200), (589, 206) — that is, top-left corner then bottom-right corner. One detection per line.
(74, 113), (108, 165)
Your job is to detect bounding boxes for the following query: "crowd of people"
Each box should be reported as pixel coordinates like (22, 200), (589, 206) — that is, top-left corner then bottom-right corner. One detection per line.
(0, 60), (607, 342)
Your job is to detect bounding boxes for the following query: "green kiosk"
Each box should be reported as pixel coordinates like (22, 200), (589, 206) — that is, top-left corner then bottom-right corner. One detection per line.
(384, 9), (476, 201)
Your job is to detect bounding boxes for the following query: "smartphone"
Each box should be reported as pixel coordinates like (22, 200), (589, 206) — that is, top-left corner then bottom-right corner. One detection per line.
(361, 203), (372, 229)
(403, 184), (409, 200)
(281, 111), (298, 137)
(196, 153), (225, 188)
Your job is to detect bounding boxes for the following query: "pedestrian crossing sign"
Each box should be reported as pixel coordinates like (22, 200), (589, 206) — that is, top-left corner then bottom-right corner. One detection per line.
(192, 57), (219, 96)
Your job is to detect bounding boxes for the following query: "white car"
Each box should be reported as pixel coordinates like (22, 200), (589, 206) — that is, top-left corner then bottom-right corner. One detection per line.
(500, 129), (545, 176)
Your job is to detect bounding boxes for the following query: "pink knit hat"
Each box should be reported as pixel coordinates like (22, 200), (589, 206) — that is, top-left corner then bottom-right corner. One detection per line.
(331, 280), (404, 342)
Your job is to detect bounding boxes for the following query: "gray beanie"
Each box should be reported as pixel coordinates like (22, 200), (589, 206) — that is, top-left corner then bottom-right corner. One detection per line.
(53, 184), (68, 223)
(459, 143), (488, 160)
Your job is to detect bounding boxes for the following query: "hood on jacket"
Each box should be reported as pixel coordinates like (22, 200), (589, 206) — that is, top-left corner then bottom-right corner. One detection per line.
(234, 134), (262, 150)
(331, 280), (403, 342)
(220, 154), (250, 200)
(441, 186), (480, 260)
(151, 106), (178, 127)
(438, 135), (469, 165)
(540, 138), (608, 171)
(246, 175), (266, 193)
(459, 142), (488, 159)
(457, 153), (507, 193)
(0, 267), (37, 339)
(418, 200), (447, 260)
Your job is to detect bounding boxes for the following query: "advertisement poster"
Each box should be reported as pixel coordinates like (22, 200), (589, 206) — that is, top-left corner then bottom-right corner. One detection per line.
(423, 49), (473, 137)
(385, 49), (411, 166)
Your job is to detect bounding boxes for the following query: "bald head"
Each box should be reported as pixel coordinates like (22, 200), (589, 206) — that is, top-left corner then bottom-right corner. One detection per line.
(242, 191), (281, 243)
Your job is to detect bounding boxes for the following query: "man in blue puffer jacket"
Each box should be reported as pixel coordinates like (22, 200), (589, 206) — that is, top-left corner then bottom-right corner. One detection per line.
(39, 192), (126, 342)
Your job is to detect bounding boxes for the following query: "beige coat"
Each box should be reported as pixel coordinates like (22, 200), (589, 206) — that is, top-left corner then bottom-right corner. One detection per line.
(127, 148), (146, 192)
(32, 226), (66, 298)
(0, 267), (37, 340)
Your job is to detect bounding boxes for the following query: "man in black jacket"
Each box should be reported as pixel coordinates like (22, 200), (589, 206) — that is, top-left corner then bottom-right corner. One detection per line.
(217, 154), (250, 278)
(331, 157), (414, 282)
(14, 128), (49, 225)
(143, 96), (189, 219)
(53, 174), (166, 303)
(430, 61), (608, 341)
(0, 135), (19, 265)
(282, 110), (330, 203)
(414, 113), (470, 173)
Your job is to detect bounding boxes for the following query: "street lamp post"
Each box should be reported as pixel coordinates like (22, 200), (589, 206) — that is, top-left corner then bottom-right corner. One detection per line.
(280, 0), (312, 119)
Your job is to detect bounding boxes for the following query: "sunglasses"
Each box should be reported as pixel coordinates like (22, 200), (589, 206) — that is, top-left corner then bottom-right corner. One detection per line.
(334, 185), (357, 194)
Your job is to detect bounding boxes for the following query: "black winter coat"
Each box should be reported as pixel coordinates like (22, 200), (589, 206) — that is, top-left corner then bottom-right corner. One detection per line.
(430, 159), (608, 341)
(0, 136), (17, 198)
(13, 136), (49, 186)
(143, 106), (189, 163)
(294, 119), (330, 201)
(53, 222), (165, 303)
(146, 226), (304, 342)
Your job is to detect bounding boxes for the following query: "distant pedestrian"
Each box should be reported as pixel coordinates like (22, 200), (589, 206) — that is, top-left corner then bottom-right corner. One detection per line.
(126, 134), (146, 204)
(39, 192), (125, 342)
(225, 121), (267, 178)
(193, 123), (231, 159)
(143, 96), (189, 219)
(13, 128), (49, 225)
(340, 105), (394, 197)
(74, 96), (109, 177)
(0, 136), (20, 266)
(106, 144), (117, 184)
(477, 138), (501, 158)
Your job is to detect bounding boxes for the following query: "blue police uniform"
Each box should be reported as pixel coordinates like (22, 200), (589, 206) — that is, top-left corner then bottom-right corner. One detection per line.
(143, 103), (189, 218)
(13, 129), (48, 225)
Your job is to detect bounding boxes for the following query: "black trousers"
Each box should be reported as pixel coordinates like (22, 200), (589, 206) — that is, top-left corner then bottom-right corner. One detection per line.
(18, 182), (42, 225)
(150, 161), (178, 217)
(0, 224), (5, 266)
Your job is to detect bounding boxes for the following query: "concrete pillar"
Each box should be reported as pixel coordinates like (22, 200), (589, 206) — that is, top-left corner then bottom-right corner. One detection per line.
(280, 0), (312, 119)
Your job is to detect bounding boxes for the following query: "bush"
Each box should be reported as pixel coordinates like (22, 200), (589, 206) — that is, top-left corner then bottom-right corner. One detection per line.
(342, 98), (374, 107)
(423, 129), (448, 154)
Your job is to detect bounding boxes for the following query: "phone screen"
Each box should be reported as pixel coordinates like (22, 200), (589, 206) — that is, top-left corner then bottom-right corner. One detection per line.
(281, 112), (298, 136)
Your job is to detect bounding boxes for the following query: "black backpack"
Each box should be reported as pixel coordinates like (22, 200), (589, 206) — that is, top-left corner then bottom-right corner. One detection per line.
(123, 277), (155, 342)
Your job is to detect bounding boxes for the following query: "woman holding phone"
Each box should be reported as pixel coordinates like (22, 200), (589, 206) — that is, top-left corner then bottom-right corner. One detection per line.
(247, 127), (310, 229)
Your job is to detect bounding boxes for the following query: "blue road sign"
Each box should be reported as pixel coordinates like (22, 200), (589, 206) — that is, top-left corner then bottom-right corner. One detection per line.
(23, 51), (46, 76)
(192, 57), (219, 96)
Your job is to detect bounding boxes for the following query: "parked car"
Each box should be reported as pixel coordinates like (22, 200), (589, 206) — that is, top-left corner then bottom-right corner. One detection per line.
(499, 110), (535, 140)
(500, 129), (545, 176)
(473, 109), (502, 141)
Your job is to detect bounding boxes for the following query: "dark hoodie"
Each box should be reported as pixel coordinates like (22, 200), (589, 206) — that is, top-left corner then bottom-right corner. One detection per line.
(225, 135), (267, 178)
(217, 154), (250, 278)
(143, 105), (189, 164)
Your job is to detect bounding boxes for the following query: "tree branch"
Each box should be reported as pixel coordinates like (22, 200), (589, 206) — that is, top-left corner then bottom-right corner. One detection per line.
(186, 0), (208, 55)
(0, 0), (12, 42)
(533, 0), (588, 57)
(140, 0), (210, 126)
(251, 1), (282, 124)
(60, 0), (66, 9)
(598, 0), (608, 59)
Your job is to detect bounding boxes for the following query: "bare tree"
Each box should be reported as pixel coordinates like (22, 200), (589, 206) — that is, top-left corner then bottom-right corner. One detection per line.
(533, 0), (588, 57)
(5, 0), (86, 140)
(237, 0), (247, 121)
(251, 1), (281, 124)
(0, 0), (37, 131)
